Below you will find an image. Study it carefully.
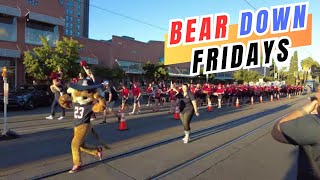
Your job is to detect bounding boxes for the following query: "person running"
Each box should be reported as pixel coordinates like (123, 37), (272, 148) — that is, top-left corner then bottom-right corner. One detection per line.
(225, 84), (233, 107)
(100, 81), (121, 124)
(194, 84), (203, 108)
(146, 83), (153, 106)
(153, 83), (161, 112)
(175, 84), (199, 144)
(161, 83), (168, 107)
(46, 79), (65, 120)
(167, 83), (179, 114)
(129, 82), (141, 115)
(216, 84), (224, 108)
(118, 84), (130, 112)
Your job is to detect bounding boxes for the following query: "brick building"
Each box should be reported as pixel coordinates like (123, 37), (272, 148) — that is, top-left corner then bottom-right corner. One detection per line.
(0, 0), (194, 89)
(77, 35), (193, 85)
(0, 0), (65, 89)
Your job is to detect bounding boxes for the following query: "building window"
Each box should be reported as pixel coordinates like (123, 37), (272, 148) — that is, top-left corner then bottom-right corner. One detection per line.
(0, 14), (17, 42)
(25, 20), (59, 46)
(77, 0), (81, 2)
(77, 31), (80, 37)
(66, 22), (69, 27)
(65, 29), (68, 35)
(70, 9), (73, 15)
(77, 25), (80, 30)
(70, 23), (73, 28)
(70, 17), (73, 22)
(70, 30), (73, 36)
(77, 18), (80, 23)
(117, 60), (143, 74)
(27, 0), (39, 6)
(66, 9), (69, 14)
(77, 11), (81, 16)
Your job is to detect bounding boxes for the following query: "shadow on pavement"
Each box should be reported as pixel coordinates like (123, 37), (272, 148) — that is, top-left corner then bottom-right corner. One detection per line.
(0, 101), (294, 171)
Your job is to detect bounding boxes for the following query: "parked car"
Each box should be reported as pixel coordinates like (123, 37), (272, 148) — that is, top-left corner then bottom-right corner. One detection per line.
(0, 85), (53, 110)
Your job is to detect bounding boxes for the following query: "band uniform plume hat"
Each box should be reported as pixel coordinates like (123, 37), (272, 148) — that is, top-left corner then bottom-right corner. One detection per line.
(69, 79), (102, 91)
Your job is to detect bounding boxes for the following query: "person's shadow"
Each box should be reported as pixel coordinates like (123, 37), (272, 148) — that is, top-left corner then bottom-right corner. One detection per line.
(284, 148), (299, 180)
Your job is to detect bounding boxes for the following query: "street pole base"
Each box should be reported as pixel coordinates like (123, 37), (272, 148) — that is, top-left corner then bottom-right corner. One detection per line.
(0, 130), (20, 141)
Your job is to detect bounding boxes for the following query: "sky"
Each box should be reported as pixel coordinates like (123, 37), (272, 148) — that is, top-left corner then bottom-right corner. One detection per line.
(89, 0), (319, 70)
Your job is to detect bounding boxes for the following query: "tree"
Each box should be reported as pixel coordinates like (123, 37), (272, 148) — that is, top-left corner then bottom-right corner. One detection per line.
(23, 37), (53, 81)
(142, 62), (168, 81)
(301, 57), (319, 84)
(23, 36), (83, 82)
(233, 69), (260, 83)
(287, 51), (299, 85)
(50, 37), (83, 80)
(278, 67), (288, 81)
(142, 61), (157, 81)
(269, 59), (278, 80)
(154, 62), (169, 80)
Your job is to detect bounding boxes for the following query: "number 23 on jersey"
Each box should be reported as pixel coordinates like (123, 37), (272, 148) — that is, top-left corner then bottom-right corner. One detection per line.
(74, 106), (84, 119)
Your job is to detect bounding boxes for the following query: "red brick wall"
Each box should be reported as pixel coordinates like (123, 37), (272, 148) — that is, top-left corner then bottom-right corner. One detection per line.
(111, 36), (164, 64)
(76, 37), (113, 67)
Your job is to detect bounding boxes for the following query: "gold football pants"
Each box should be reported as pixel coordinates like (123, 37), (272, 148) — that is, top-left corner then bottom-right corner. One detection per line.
(71, 123), (98, 166)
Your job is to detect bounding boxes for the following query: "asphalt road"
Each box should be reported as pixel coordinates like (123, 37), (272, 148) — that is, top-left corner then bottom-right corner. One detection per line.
(0, 95), (310, 180)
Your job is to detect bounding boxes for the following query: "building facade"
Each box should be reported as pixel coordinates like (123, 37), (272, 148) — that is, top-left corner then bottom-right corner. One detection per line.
(0, 0), (65, 89)
(64, 0), (89, 37)
(2, 1), (267, 90)
(76, 35), (192, 85)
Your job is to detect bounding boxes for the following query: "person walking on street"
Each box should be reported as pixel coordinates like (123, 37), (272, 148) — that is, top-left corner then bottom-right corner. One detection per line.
(129, 82), (141, 115)
(118, 84), (130, 112)
(46, 79), (65, 120)
(100, 81), (121, 124)
(146, 83), (153, 106)
(167, 83), (179, 114)
(176, 84), (200, 144)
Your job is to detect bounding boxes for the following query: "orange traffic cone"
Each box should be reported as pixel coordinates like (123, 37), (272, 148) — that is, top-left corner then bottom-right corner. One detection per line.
(118, 110), (128, 131)
(260, 95), (263, 103)
(207, 103), (213, 112)
(235, 98), (240, 108)
(174, 106), (180, 120)
(250, 97), (254, 105)
(270, 95), (273, 102)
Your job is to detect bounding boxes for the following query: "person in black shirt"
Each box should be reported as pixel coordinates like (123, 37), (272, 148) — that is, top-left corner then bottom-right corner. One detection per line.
(172, 84), (200, 144)
(100, 80), (121, 124)
(272, 99), (320, 179)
